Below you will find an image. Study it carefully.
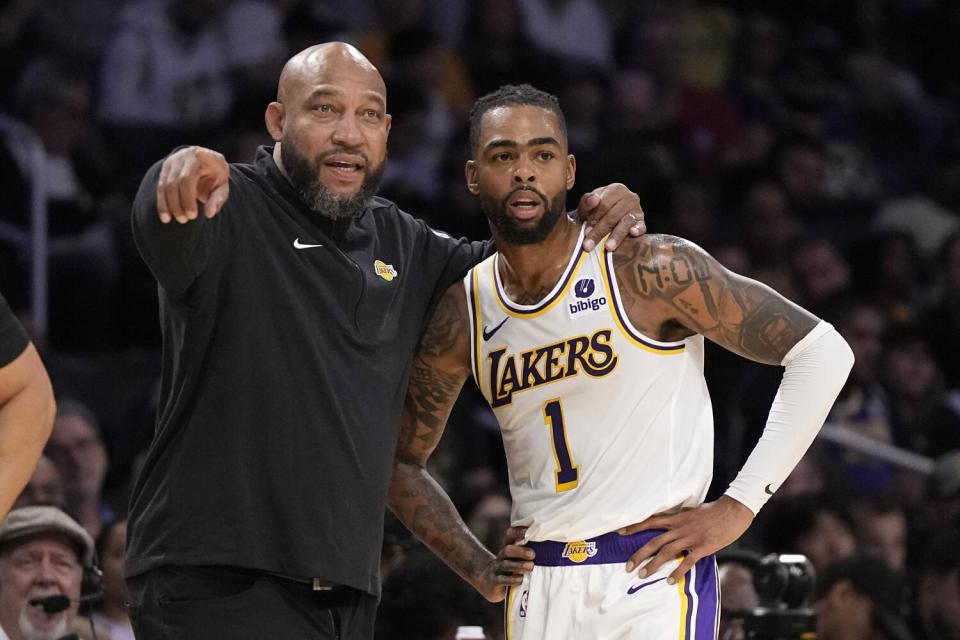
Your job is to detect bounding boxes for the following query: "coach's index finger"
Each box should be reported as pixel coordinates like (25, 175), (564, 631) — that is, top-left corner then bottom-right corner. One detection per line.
(191, 149), (231, 219)
(155, 154), (175, 224)
(158, 149), (193, 224)
(156, 146), (230, 224)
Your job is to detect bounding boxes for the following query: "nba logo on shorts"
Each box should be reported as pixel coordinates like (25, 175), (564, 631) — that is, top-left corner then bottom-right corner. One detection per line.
(562, 540), (598, 563)
(519, 589), (529, 617)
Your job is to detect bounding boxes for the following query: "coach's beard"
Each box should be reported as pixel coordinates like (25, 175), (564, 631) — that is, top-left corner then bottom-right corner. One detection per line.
(481, 186), (566, 245)
(281, 138), (385, 220)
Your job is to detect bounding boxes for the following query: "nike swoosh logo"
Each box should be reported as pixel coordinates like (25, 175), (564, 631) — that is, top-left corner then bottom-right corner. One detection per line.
(627, 577), (667, 594)
(293, 238), (324, 249)
(765, 483), (775, 495)
(482, 317), (508, 341)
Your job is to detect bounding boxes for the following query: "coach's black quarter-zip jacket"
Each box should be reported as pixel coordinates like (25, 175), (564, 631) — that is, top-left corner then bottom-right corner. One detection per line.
(128, 146), (487, 596)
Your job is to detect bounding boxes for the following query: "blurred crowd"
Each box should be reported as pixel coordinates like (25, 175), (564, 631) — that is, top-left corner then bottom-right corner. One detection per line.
(1, 0), (959, 639)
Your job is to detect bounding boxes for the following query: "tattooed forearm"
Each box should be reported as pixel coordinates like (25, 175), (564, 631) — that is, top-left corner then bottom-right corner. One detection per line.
(398, 358), (464, 460)
(389, 280), (492, 586)
(398, 282), (471, 459)
(419, 285), (468, 356)
(389, 462), (493, 582)
(614, 235), (817, 363)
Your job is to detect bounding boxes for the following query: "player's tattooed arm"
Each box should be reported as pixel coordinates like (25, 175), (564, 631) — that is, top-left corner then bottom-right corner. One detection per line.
(388, 282), (532, 601)
(613, 235), (818, 364)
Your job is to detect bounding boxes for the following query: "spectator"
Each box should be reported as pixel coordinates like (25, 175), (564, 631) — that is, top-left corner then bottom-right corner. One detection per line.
(790, 236), (853, 314)
(91, 519), (133, 640)
(826, 299), (896, 496)
(97, 0), (234, 189)
(717, 555), (759, 640)
(12, 455), (64, 511)
(762, 493), (857, 573)
(460, 0), (549, 97)
(739, 180), (802, 296)
(0, 506), (94, 640)
(881, 326), (960, 458)
(853, 500), (908, 572)
(873, 146), (960, 262)
(44, 400), (110, 538)
(0, 55), (125, 350)
(852, 231), (926, 325)
(515, 0), (613, 71)
(815, 555), (913, 640)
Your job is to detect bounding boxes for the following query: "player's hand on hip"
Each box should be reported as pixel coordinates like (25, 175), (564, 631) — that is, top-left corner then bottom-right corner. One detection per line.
(618, 496), (754, 586)
(577, 183), (646, 253)
(476, 543), (535, 603)
(156, 146), (230, 224)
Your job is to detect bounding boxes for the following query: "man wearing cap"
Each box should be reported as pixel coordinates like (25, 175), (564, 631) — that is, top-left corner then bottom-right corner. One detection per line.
(815, 555), (914, 640)
(0, 506), (93, 640)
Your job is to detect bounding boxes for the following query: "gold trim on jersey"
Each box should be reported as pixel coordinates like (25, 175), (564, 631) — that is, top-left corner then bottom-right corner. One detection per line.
(600, 244), (686, 355)
(469, 267), (484, 395)
(493, 237), (589, 318)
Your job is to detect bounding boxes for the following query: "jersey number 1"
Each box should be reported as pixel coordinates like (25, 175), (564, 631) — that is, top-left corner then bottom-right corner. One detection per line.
(543, 399), (579, 492)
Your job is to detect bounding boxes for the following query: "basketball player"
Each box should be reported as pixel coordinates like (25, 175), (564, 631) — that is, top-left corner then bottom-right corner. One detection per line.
(387, 85), (854, 639)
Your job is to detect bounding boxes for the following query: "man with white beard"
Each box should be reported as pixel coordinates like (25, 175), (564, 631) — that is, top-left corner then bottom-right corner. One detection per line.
(0, 507), (93, 640)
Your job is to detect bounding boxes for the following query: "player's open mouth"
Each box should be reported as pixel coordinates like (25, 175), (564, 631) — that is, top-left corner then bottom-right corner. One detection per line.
(508, 194), (543, 219)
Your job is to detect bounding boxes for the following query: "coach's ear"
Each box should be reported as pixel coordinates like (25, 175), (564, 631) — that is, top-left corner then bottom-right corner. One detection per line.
(265, 102), (284, 141)
(465, 160), (479, 195)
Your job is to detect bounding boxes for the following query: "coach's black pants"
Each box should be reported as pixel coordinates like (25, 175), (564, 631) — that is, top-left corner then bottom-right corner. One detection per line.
(126, 566), (378, 639)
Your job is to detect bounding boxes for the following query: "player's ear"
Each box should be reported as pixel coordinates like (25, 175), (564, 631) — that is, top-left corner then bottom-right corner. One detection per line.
(465, 160), (479, 195)
(566, 154), (576, 191)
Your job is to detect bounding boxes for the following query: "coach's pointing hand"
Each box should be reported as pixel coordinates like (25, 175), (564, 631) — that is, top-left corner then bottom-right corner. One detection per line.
(156, 146), (230, 224)
(617, 496), (754, 586)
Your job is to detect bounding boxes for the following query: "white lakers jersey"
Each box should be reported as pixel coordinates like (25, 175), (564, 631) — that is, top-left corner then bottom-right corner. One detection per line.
(464, 228), (714, 542)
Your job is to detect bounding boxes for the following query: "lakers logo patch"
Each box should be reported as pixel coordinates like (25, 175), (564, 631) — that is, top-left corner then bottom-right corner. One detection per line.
(561, 540), (598, 563)
(374, 260), (398, 281)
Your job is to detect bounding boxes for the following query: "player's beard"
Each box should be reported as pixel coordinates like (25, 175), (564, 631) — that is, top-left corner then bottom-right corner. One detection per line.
(480, 185), (566, 245)
(280, 134), (385, 220)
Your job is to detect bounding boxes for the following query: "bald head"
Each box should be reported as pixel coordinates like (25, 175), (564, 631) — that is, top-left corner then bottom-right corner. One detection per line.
(264, 41), (392, 219)
(278, 42), (386, 104)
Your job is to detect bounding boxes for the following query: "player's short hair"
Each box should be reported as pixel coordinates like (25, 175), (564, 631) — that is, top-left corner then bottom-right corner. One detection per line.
(469, 84), (567, 156)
